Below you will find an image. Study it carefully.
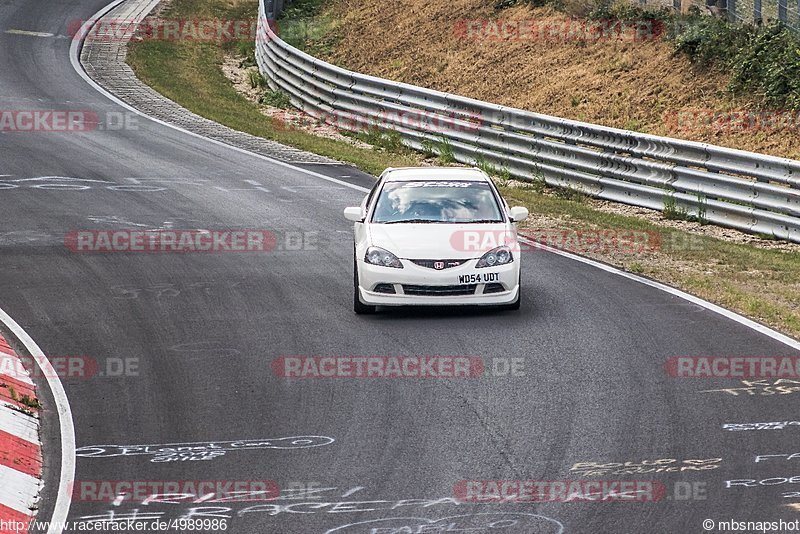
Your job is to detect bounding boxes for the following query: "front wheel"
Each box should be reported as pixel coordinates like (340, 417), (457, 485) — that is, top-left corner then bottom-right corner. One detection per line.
(354, 255), (376, 314)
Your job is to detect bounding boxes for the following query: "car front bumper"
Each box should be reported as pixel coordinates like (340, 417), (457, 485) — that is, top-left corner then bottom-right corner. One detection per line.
(357, 258), (520, 306)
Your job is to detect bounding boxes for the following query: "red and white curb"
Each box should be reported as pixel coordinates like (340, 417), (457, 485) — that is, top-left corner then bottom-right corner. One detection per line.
(0, 335), (42, 534)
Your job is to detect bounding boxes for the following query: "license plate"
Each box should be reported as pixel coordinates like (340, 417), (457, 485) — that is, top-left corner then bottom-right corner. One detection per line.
(458, 272), (499, 284)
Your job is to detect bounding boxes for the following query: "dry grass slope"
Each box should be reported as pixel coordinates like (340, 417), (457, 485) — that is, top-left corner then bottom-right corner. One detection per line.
(319, 0), (800, 159)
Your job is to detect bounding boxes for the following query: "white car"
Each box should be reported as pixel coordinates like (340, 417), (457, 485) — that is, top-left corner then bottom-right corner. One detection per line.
(344, 167), (529, 314)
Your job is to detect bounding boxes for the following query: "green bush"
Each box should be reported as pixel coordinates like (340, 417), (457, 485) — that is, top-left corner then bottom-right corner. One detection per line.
(437, 137), (456, 164)
(281, 0), (326, 19)
(675, 19), (800, 109)
(421, 138), (437, 158)
(474, 155), (498, 175)
(354, 128), (408, 153)
(587, 0), (671, 22)
(235, 40), (257, 67)
(248, 70), (267, 89)
(728, 23), (800, 109)
(663, 194), (690, 220)
(673, 16), (748, 66)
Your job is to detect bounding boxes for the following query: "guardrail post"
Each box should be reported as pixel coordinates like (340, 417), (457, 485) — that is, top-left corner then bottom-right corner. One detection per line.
(673, 0), (681, 8)
(779, 0), (787, 21)
(726, 0), (736, 20)
(754, 0), (762, 22)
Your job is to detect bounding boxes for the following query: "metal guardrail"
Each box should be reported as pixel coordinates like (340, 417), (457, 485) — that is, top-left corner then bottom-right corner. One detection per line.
(256, 0), (800, 242)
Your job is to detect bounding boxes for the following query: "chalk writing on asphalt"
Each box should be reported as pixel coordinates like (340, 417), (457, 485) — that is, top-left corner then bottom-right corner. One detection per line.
(74, 486), (565, 531)
(701, 379), (800, 396)
(324, 512), (564, 533)
(75, 436), (335, 463)
(569, 458), (722, 477)
(723, 421), (800, 431)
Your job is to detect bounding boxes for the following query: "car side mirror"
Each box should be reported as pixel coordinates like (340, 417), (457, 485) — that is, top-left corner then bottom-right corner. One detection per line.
(344, 207), (364, 222)
(509, 206), (529, 222)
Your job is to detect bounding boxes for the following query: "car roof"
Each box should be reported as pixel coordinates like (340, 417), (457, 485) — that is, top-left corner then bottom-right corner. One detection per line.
(382, 167), (489, 182)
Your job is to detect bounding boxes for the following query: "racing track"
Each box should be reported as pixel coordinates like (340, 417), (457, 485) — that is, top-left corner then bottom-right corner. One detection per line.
(1, 1), (800, 532)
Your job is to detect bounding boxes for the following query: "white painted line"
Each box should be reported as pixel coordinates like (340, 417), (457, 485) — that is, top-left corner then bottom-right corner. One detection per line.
(0, 404), (39, 443)
(5, 177), (111, 183)
(0, 352), (34, 385)
(0, 306), (74, 534)
(519, 238), (800, 351)
(5, 29), (54, 38)
(68, 6), (369, 195)
(0, 464), (41, 515)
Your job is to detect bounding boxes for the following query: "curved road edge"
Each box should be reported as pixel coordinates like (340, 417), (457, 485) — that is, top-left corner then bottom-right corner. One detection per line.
(0, 307), (75, 534)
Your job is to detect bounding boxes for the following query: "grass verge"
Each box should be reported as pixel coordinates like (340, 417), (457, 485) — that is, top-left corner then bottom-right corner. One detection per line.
(127, 0), (800, 338)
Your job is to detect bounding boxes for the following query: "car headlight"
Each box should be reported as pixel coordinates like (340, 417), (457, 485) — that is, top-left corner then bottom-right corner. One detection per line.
(365, 246), (404, 269)
(476, 246), (513, 268)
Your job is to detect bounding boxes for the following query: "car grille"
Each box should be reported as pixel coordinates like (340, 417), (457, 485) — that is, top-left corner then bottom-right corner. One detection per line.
(410, 259), (468, 270)
(402, 284), (477, 296)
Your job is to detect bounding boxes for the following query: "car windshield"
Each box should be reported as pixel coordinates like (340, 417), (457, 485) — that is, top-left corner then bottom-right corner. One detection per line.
(371, 180), (504, 224)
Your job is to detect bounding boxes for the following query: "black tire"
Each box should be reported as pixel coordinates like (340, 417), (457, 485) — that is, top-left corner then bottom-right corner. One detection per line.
(354, 254), (376, 314)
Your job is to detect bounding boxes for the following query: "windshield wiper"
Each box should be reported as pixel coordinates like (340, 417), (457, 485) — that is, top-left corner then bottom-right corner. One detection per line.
(461, 219), (503, 223)
(382, 219), (442, 224)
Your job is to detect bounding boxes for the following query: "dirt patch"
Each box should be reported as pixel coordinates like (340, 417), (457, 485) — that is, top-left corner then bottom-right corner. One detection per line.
(317, 0), (800, 160)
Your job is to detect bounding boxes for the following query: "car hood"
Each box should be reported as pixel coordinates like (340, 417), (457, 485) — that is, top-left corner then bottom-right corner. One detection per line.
(368, 223), (514, 260)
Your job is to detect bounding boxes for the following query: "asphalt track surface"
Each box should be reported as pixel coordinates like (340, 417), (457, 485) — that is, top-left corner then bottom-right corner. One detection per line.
(2, 1), (800, 533)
